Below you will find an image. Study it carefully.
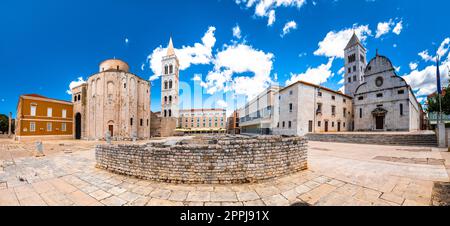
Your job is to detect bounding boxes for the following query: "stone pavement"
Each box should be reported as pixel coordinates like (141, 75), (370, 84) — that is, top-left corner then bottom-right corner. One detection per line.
(0, 139), (448, 206)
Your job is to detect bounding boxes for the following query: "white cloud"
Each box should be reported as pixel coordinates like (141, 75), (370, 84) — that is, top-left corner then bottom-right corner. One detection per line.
(392, 21), (403, 35)
(193, 74), (202, 81)
(286, 57), (335, 86)
(147, 27), (217, 81)
(66, 77), (86, 95)
(437, 37), (450, 58)
(375, 19), (394, 38)
(338, 79), (344, 85)
(314, 25), (372, 59)
(394, 66), (401, 72)
(338, 67), (345, 75)
(419, 50), (434, 62)
(268, 10), (276, 26)
(232, 25), (242, 39)
(216, 100), (228, 108)
(402, 58), (450, 97)
(202, 43), (274, 99)
(409, 62), (418, 71)
(417, 37), (450, 63)
(393, 44), (397, 48)
(235, 0), (306, 26)
(141, 63), (145, 71)
(125, 38), (129, 44)
(281, 21), (297, 37)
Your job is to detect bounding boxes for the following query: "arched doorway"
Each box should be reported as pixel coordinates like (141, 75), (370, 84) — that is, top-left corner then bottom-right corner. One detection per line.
(75, 113), (82, 139)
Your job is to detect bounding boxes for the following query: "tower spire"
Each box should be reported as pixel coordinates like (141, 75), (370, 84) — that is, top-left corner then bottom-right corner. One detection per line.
(167, 37), (175, 56)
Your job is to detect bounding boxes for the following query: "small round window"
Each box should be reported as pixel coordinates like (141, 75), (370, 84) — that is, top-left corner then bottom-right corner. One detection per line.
(375, 77), (383, 87)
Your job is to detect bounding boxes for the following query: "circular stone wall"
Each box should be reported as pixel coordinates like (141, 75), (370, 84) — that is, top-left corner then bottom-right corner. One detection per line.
(95, 135), (308, 184)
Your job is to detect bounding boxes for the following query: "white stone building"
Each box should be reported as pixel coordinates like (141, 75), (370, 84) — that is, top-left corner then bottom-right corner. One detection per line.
(273, 81), (353, 136)
(238, 86), (281, 135)
(344, 32), (367, 98)
(161, 38), (180, 119)
(71, 59), (151, 140)
(352, 54), (422, 131)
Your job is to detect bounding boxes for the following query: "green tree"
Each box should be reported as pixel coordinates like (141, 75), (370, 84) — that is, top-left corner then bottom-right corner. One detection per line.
(426, 85), (450, 114)
(0, 114), (8, 134)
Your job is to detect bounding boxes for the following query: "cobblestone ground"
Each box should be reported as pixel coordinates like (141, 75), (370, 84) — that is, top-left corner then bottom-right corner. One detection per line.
(0, 138), (449, 206)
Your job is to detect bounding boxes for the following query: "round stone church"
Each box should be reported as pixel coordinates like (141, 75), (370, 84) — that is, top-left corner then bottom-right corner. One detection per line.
(71, 59), (151, 140)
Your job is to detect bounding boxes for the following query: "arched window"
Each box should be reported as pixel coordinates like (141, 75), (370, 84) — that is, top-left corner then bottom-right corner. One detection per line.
(164, 65), (169, 75)
(169, 110), (172, 117)
(164, 96), (167, 103)
(74, 95), (77, 102)
(169, 80), (173, 89)
(164, 110), (167, 117)
(169, 96), (172, 102)
(169, 64), (173, 74)
(77, 94), (81, 102)
(164, 81), (168, 90)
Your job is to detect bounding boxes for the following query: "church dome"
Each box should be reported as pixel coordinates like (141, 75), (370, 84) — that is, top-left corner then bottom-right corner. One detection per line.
(365, 54), (394, 75)
(99, 59), (130, 72)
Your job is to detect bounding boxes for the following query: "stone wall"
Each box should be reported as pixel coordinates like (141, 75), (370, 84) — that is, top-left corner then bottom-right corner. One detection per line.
(95, 135), (308, 184)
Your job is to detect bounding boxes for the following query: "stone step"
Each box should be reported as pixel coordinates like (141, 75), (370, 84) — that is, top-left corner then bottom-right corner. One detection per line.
(305, 133), (438, 147)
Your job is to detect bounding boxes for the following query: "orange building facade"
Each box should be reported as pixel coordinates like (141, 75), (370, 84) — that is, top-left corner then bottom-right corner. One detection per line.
(15, 94), (73, 141)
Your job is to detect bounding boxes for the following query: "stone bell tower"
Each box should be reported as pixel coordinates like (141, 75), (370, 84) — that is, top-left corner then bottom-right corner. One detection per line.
(161, 37), (180, 119)
(344, 32), (367, 98)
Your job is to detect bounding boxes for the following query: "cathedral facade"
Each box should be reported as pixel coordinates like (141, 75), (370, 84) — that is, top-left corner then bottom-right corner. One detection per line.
(71, 59), (151, 140)
(344, 35), (422, 131)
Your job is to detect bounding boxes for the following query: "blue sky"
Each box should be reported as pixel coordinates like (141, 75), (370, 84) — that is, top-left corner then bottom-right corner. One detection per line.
(1, 0), (449, 117)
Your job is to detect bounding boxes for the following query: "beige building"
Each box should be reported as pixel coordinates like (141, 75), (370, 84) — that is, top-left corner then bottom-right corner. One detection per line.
(71, 59), (151, 140)
(177, 109), (227, 134)
(238, 86), (281, 135)
(274, 81), (353, 136)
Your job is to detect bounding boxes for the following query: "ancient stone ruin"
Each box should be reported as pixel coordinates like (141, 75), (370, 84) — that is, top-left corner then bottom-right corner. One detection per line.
(95, 135), (308, 184)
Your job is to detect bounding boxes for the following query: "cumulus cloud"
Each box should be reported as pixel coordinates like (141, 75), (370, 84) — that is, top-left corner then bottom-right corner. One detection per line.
(437, 38), (450, 58)
(281, 21), (297, 37)
(314, 25), (372, 59)
(286, 57), (335, 86)
(267, 10), (276, 26)
(235, 0), (306, 26)
(202, 43), (274, 99)
(338, 67), (345, 75)
(403, 38), (450, 98)
(66, 77), (86, 95)
(409, 62), (418, 71)
(403, 62), (450, 97)
(392, 21), (403, 35)
(147, 27), (217, 81)
(192, 74), (202, 81)
(419, 50), (434, 62)
(232, 25), (242, 39)
(418, 38), (450, 63)
(375, 19), (394, 38)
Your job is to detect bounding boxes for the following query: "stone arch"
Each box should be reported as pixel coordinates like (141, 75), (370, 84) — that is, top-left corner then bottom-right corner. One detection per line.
(164, 96), (167, 103)
(91, 80), (96, 97)
(164, 65), (169, 75)
(96, 78), (102, 96)
(164, 80), (168, 90)
(107, 81), (115, 95)
(169, 64), (173, 74)
(169, 80), (173, 89)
